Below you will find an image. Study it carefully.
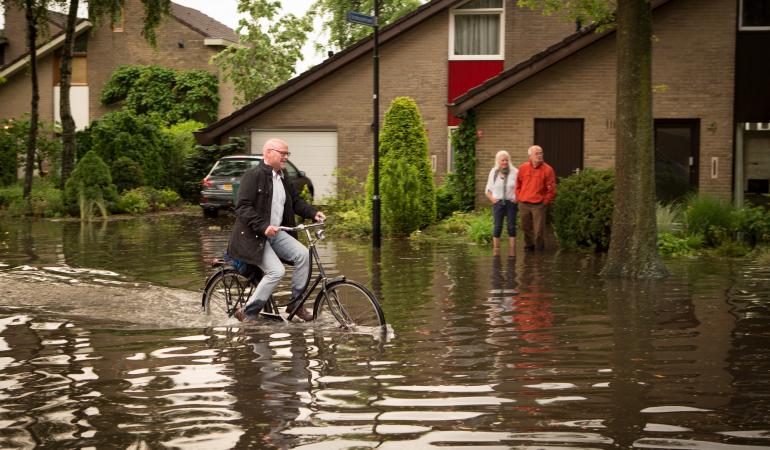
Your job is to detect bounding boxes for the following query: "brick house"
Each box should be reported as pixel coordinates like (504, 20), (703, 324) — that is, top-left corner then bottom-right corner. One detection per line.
(195, 0), (769, 205)
(0, 0), (238, 130)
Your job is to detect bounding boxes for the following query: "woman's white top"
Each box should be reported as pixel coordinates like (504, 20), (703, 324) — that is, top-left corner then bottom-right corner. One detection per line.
(485, 166), (518, 201)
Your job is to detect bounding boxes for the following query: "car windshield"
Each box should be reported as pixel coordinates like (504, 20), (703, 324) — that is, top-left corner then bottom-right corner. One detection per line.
(210, 159), (260, 177)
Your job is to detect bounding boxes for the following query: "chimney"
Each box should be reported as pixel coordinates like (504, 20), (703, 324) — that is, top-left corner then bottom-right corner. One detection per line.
(2, 0), (31, 63)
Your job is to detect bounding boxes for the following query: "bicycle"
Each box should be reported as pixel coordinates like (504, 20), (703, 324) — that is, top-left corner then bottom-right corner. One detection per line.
(201, 221), (386, 331)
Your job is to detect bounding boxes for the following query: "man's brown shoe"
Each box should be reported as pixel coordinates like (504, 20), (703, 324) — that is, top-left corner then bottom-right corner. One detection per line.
(291, 305), (314, 322)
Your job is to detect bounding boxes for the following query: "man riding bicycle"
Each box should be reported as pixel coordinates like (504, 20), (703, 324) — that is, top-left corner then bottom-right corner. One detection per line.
(227, 138), (326, 322)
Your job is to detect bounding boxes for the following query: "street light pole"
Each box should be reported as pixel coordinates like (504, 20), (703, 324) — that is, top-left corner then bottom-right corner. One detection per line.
(372, 0), (381, 248)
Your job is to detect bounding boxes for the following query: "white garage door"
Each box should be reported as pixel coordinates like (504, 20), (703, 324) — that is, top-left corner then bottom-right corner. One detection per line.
(251, 131), (338, 201)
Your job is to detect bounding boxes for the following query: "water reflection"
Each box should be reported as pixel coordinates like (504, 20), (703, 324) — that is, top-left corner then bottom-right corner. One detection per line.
(0, 215), (769, 448)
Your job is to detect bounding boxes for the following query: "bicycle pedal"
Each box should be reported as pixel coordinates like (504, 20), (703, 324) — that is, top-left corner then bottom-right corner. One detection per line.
(259, 311), (284, 322)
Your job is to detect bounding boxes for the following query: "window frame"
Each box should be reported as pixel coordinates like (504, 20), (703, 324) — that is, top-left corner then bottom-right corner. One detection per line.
(448, 0), (505, 61)
(739, 0), (770, 31)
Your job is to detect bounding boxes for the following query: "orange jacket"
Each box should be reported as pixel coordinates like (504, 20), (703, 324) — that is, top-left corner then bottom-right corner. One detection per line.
(515, 162), (557, 204)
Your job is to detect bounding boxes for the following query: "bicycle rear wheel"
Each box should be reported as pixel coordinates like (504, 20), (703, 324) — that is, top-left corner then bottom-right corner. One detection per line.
(203, 268), (253, 317)
(314, 280), (385, 330)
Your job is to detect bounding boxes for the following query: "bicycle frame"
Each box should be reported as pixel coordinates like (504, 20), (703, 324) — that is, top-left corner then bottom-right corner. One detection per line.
(281, 222), (344, 321)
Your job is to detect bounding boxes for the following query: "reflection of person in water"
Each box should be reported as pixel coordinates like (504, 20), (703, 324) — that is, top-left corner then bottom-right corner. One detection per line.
(487, 255), (519, 329)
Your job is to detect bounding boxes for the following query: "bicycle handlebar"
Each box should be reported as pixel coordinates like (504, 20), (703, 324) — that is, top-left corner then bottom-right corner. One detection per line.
(278, 221), (325, 233)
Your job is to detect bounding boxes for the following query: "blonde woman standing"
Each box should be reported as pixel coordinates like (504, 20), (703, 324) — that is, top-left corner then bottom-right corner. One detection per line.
(485, 150), (518, 255)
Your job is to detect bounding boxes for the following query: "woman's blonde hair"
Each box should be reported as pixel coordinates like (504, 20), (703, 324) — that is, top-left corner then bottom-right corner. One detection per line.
(494, 150), (511, 171)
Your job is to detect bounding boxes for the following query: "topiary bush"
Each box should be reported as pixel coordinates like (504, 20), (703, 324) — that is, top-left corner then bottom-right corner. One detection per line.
(63, 151), (118, 220)
(552, 169), (615, 251)
(366, 96), (436, 235)
(448, 109), (478, 212)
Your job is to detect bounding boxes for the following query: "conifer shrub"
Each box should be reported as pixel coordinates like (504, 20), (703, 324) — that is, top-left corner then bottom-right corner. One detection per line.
(683, 194), (736, 247)
(111, 157), (146, 193)
(63, 151), (118, 220)
(552, 169), (615, 251)
(366, 97), (436, 235)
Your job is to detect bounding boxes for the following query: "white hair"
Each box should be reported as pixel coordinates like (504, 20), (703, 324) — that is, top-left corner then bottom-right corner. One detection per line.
(494, 150), (511, 171)
(528, 145), (543, 156)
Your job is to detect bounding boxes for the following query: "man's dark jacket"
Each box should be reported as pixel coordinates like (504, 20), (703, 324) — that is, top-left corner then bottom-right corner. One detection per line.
(227, 160), (317, 265)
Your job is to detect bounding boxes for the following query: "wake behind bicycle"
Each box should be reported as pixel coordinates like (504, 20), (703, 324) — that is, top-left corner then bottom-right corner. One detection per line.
(201, 221), (386, 331)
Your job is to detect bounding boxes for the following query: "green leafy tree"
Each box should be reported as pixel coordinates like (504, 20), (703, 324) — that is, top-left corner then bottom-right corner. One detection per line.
(367, 96), (436, 235)
(101, 65), (219, 124)
(518, 0), (667, 278)
(63, 150), (117, 220)
(310, 0), (421, 51)
(212, 0), (313, 106)
(0, 116), (62, 184)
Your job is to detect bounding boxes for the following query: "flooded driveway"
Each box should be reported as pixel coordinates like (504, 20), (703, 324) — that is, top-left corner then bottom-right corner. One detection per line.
(0, 214), (768, 449)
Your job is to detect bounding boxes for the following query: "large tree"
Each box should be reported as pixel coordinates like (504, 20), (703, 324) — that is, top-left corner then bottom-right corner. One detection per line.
(58, 0), (171, 188)
(310, 0), (421, 51)
(212, 0), (313, 106)
(518, 0), (667, 278)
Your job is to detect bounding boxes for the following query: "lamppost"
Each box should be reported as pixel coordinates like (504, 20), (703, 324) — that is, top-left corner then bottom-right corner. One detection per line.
(347, 1), (381, 248)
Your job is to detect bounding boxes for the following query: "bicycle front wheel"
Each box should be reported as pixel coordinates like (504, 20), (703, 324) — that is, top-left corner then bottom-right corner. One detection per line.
(203, 268), (253, 317)
(314, 280), (385, 330)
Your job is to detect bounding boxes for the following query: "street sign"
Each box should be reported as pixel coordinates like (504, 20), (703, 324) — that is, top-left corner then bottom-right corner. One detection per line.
(346, 11), (376, 27)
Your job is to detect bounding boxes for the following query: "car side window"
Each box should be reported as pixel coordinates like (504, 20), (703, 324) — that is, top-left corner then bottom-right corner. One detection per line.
(285, 161), (299, 177)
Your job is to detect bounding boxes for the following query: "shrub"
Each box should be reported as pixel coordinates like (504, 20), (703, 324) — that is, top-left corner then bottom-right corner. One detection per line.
(63, 151), (117, 220)
(0, 120), (18, 187)
(116, 189), (150, 214)
(87, 110), (171, 189)
(367, 97), (436, 235)
(656, 202), (683, 234)
(115, 187), (180, 214)
(111, 157), (146, 193)
(683, 194), (736, 247)
(552, 169), (615, 251)
(328, 205), (371, 238)
(468, 212), (493, 244)
(436, 181), (462, 221)
(0, 179), (65, 217)
(163, 120), (204, 193)
(734, 204), (770, 245)
(658, 232), (697, 257)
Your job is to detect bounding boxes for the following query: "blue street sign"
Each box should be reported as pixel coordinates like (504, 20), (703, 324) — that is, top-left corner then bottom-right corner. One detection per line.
(346, 11), (376, 27)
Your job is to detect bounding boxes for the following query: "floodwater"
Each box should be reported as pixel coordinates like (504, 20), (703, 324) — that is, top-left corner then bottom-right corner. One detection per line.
(0, 213), (768, 449)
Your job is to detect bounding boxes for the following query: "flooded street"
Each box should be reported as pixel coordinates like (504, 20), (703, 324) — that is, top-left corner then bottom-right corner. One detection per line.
(0, 214), (769, 449)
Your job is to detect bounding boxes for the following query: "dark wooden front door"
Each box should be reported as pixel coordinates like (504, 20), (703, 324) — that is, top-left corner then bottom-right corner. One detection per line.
(654, 119), (700, 203)
(534, 119), (584, 179)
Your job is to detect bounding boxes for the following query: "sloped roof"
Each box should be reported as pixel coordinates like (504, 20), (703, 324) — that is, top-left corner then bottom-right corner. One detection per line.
(194, 0), (464, 145)
(170, 2), (238, 43)
(450, 0), (675, 116)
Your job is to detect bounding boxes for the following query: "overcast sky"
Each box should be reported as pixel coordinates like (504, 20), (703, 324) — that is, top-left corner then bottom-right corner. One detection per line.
(0, 0), (326, 73)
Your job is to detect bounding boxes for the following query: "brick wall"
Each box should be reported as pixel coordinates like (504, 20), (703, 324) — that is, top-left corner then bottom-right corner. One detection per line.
(505, 4), (575, 68)
(87, 0), (231, 120)
(221, 10), (451, 184)
(0, 55), (55, 124)
(474, 0), (736, 203)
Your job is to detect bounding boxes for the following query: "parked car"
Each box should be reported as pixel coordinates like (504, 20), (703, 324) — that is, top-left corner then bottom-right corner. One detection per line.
(200, 155), (314, 218)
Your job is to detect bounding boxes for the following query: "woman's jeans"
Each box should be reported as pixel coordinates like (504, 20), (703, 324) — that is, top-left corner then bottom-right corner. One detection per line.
(492, 200), (518, 238)
(243, 230), (310, 317)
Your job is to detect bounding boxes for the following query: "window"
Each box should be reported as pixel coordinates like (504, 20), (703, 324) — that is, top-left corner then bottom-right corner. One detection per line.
(740, 0), (770, 30)
(54, 55), (88, 85)
(447, 126), (459, 172)
(112, 5), (125, 32)
(450, 0), (504, 60)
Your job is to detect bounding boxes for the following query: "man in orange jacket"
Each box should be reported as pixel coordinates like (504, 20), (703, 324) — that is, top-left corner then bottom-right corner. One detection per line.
(515, 145), (556, 250)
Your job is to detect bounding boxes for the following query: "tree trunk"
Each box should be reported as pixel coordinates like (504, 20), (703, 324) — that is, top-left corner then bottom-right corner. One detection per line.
(601, 0), (668, 278)
(59, 0), (80, 188)
(23, 0), (39, 200)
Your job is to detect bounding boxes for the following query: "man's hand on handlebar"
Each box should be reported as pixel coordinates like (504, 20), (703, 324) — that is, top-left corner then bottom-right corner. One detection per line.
(314, 211), (326, 222)
(264, 225), (280, 237)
